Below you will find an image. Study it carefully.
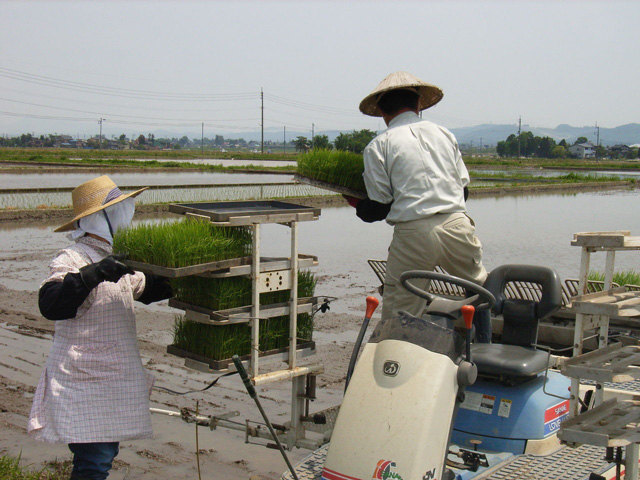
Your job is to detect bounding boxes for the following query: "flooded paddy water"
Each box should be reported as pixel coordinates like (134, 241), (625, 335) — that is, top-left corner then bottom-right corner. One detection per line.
(1, 171), (640, 315)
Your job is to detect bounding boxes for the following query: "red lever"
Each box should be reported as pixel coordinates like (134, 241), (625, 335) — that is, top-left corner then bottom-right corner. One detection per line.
(365, 296), (380, 318)
(461, 305), (475, 330)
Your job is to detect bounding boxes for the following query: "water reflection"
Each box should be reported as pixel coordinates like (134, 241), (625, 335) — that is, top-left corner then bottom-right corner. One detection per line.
(472, 168), (640, 179)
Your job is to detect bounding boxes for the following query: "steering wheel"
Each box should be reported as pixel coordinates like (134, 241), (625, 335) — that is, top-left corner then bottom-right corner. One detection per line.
(399, 270), (496, 318)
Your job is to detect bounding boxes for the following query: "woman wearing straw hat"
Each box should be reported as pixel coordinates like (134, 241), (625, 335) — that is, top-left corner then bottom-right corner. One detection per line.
(349, 71), (490, 340)
(28, 175), (172, 480)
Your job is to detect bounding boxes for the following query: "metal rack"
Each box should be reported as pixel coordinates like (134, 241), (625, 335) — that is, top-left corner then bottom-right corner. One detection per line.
(559, 231), (640, 479)
(166, 200), (325, 449)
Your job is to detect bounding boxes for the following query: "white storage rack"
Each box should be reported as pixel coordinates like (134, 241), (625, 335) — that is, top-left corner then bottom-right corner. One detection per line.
(558, 231), (640, 479)
(150, 200), (329, 450)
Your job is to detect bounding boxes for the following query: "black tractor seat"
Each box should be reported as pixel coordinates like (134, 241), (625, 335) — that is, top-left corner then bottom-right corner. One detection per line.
(471, 265), (562, 379)
(472, 344), (549, 377)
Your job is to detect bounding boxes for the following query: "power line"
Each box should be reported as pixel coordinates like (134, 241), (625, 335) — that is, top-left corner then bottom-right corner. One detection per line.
(0, 67), (259, 102)
(0, 96), (260, 124)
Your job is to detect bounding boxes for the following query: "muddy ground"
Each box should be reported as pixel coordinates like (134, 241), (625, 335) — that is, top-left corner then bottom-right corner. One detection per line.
(0, 209), (374, 480)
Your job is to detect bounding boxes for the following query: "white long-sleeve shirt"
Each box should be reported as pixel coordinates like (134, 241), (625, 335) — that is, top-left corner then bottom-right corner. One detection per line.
(362, 111), (470, 225)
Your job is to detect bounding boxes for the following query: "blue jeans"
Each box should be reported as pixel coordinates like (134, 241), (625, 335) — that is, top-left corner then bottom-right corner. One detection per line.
(68, 442), (119, 480)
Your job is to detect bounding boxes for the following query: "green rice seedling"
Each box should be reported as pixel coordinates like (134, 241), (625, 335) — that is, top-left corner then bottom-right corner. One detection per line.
(113, 218), (252, 268)
(172, 276), (252, 311)
(171, 271), (316, 360)
(297, 149), (366, 194)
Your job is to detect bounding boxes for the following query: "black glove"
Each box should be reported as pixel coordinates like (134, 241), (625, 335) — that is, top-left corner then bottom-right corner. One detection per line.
(79, 254), (135, 291)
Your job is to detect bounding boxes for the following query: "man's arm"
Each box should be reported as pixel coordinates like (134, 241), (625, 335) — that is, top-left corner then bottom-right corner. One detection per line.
(356, 198), (391, 223)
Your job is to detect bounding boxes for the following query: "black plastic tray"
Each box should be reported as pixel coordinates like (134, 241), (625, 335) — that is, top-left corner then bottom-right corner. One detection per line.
(169, 200), (321, 221)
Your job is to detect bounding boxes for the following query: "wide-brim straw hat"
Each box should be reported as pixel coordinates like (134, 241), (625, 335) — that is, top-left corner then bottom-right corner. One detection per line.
(359, 71), (444, 117)
(55, 175), (148, 232)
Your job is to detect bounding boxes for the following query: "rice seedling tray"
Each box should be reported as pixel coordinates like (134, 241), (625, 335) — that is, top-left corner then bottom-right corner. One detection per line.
(166, 340), (316, 372)
(294, 174), (367, 199)
(170, 296), (319, 325)
(168, 200), (321, 224)
(125, 254), (318, 278)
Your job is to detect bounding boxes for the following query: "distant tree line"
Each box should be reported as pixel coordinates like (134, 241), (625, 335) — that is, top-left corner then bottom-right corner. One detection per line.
(496, 132), (574, 158)
(293, 129), (377, 154)
(497, 132), (639, 159)
(0, 129), (379, 153)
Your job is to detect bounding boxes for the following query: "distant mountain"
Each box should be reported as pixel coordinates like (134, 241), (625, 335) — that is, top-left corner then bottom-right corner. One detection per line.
(450, 123), (640, 147)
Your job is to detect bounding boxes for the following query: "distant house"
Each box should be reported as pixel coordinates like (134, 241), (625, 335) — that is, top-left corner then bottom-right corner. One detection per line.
(568, 142), (596, 159)
(608, 144), (630, 158)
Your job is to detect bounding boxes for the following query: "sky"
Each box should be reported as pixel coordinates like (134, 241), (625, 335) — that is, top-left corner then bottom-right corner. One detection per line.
(1, 0), (638, 140)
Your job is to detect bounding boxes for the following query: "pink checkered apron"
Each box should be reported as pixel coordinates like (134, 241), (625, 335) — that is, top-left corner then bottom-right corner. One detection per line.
(28, 237), (153, 443)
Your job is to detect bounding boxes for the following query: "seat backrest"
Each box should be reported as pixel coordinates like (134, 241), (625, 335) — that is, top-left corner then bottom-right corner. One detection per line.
(484, 265), (562, 348)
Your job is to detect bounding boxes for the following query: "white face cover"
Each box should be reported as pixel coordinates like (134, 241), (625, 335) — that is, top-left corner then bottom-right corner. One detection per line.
(68, 198), (135, 245)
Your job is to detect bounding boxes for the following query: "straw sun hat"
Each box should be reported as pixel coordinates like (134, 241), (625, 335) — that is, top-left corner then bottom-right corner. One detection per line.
(55, 175), (147, 232)
(359, 71), (444, 117)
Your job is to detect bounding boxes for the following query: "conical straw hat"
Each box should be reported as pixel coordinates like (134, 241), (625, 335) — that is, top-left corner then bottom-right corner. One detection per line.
(55, 175), (148, 232)
(359, 71), (444, 117)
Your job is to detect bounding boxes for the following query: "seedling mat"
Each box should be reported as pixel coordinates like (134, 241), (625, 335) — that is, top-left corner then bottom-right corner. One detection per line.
(294, 174), (367, 199)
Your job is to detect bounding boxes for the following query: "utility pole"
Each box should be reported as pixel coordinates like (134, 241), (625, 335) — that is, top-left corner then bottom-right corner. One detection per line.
(261, 88), (264, 154)
(517, 116), (522, 159)
(98, 118), (105, 150)
(594, 122), (600, 146)
(311, 123), (315, 150)
(201, 122), (204, 157)
(283, 126), (286, 154)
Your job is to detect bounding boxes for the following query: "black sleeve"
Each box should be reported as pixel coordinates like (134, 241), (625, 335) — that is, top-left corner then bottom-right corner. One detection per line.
(39, 273), (92, 321)
(137, 273), (173, 305)
(355, 199), (392, 223)
(464, 186), (469, 201)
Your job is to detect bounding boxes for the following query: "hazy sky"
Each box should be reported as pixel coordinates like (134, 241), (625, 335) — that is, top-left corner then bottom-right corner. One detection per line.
(1, 0), (638, 139)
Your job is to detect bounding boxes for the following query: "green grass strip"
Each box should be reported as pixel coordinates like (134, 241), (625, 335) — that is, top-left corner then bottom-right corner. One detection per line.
(589, 269), (640, 287)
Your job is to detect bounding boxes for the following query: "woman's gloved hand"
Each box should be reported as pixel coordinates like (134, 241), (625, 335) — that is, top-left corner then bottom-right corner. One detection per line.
(79, 254), (135, 290)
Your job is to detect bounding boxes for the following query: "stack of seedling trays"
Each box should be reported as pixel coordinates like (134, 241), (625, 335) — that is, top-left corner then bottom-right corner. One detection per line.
(115, 200), (321, 373)
(295, 149), (367, 198)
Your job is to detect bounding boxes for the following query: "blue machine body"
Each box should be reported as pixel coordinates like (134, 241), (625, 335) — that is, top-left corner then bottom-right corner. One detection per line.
(452, 370), (570, 455)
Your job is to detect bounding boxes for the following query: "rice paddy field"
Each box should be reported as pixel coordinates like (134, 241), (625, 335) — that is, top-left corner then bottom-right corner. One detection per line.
(0, 182), (333, 209)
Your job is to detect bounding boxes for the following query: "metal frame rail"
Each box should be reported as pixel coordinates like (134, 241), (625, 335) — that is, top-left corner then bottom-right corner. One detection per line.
(558, 231), (640, 480)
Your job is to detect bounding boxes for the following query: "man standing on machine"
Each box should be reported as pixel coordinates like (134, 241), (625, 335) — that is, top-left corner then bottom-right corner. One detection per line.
(346, 71), (490, 341)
